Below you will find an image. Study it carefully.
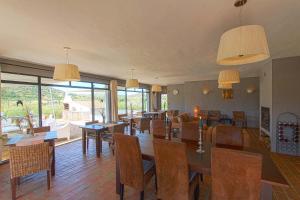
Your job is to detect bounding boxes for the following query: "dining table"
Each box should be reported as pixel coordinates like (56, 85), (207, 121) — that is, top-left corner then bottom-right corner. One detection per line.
(6, 131), (58, 176)
(115, 130), (289, 199)
(80, 121), (128, 157)
(121, 115), (143, 135)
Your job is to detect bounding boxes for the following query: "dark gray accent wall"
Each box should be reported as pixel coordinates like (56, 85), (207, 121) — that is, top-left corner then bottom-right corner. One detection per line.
(167, 77), (260, 127)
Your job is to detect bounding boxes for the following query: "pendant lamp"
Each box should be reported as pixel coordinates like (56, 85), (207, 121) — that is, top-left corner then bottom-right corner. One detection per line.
(126, 69), (139, 88)
(218, 70), (240, 84)
(53, 47), (80, 81)
(151, 84), (162, 92)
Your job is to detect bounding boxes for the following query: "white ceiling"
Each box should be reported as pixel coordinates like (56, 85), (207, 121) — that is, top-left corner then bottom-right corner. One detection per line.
(0, 0), (299, 85)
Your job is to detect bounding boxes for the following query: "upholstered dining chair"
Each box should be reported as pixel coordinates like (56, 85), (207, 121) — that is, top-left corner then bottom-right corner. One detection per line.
(212, 125), (243, 148)
(232, 111), (247, 128)
(135, 117), (151, 133)
(150, 119), (167, 139)
(211, 147), (262, 200)
(9, 142), (52, 200)
(114, 134), (155, 200)
(102, 123), (127, 154)
(153, 139), (200, 200)
(85, 120), (99, 149)
(180, 121), (199, 141)
(33, 126), (50, 136)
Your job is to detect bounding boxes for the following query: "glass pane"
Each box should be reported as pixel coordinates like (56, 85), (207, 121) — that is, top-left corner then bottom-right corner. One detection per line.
(71, 81), (92, 88)
(117, 86), (126, 91)
(161, 94), (168, 110)
(94, 83), (108, 89)
(143, 92), (150, 112)
(127, 91), (143, 115)
(41, 78), (69, 86)
(94, 89), (109, 123)
(127, 88), (143, 92)
(41, 86), (92, 141)
(1, 73), (38, 83)
(118, 90), (126, 114)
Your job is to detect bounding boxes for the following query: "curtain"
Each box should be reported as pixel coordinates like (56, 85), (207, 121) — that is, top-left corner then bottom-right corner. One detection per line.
(110, 80), (118, 122)
(151, 92), (156, 111)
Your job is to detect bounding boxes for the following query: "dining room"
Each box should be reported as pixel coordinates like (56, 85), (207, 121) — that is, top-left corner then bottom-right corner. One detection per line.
(0, 0), (300, 200)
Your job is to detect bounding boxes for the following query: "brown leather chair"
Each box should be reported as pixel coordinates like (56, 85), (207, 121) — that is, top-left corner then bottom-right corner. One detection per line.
(33, 126), (50, 135)
(114, 134), (155, 200)
(9, 142), (52, 200)
(150, 119), (167, 139)
(153, 139), (200, 200)
(212, 125), (243, 148)
(232, 111), (247, 128)
(211, 147), (262, 200)
(135, 117), (151, 133)
(180, 122), (199, 141)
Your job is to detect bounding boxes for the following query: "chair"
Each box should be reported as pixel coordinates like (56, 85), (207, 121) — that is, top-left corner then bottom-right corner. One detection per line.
(180, 121), (199, 141)
(103, 123), (127, 154)
(33, 126), (50, 136)
(232, 111), (247, 128)
(135, 117), (151, 133)
(150, 119), (166, 139)
(114, 134), (155, 200)
(211, 147), (262, 200)
(85, 120), (99, 149)
(208, 110), (221, 126)
(9, 142), (52, 200)
(212, 125), (243, 148)
(153, 139), (200, 200)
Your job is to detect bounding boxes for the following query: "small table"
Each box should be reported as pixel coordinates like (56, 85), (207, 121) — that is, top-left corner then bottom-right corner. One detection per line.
(6, 131), (57, 176)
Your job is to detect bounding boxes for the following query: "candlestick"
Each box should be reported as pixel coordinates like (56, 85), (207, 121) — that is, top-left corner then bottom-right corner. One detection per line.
(197, 126), (205, 153)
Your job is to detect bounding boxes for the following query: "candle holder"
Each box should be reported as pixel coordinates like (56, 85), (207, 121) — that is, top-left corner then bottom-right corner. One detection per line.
(197, 118), (205, 153)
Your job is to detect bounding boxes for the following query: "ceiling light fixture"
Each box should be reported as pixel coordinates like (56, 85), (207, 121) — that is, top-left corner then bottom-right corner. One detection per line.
(126, 69), (139, 88)
(217, 0), (270, 65)
(218, 82), (233, 89)
(53, 47), (80, 81)
(151, 77), (162, 92)
(218, 70), (240, 84)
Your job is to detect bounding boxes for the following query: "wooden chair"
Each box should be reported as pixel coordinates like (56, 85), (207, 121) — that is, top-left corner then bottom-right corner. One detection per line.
(180, 122), (199, 141)
(150, 119), (167, 139)
(153, 139), (200, 200)
(33, 126), (50, 136)
(232, 111), (247, 128)
(103, 123), (127, 154)
(9, 142), (52, 200)
(212, 125), (243, 148)
(85, 120), (99, 149)
(135, 117), (151, 133)
(211, 147), (262, 200)
(208, 110), (221, 126)
(114, 134), (155, 200)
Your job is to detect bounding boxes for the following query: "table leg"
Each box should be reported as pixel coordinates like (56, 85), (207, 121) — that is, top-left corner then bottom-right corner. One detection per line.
(50, 140), (56, 176)
(82, 129), (86, 155)
(96, 131), (101, 157)
(130, 119), (133, 135)
(261, 182), (272, 199)
(116, 151), (120, 194)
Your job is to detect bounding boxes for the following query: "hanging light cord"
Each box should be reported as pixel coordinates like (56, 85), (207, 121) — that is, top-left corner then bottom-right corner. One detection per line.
(238, 3), (244, 57)
(65, 47), (70, 64)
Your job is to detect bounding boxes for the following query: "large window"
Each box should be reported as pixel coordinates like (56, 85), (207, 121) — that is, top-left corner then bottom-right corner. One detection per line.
(117, 87), (126, 114)
(127, 89), (143, 115)
(94, 83), (109, 123)
(161, 94), (168, 110)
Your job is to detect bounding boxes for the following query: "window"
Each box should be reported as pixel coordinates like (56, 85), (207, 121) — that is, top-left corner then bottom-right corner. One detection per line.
(127, 90), (143, 115)
(143, 90), (150, 112)
(94, 89), (109, 122)
(161, 94), (168, 110)
(117, 90), (126, 114)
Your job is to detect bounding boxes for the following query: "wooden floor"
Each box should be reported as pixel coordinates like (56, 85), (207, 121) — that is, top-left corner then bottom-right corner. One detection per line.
(0, 129), (299, 200)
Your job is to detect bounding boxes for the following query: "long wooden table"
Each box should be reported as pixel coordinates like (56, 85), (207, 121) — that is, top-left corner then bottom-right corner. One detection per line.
(115, 130), (289, 198)
(6, 131), (57, 176)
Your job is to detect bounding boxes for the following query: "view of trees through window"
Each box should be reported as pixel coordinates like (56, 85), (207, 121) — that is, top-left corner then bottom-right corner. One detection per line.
(161, 94), (168, 110)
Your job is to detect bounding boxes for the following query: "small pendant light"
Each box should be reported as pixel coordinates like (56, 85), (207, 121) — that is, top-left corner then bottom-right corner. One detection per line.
(126, 69), (139, 88)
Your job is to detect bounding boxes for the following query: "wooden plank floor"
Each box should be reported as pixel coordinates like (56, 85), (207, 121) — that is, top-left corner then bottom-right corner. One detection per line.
(0, 129), (299, 200)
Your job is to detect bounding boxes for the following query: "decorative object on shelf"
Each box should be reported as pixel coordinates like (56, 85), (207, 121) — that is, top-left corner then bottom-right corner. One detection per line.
(172, 89), (179, 95)
(218, 70), (240, 84)
(202, 88), (209, 95)
(222, 89), (233, 100)
(126, 69), (139, 89)
(53, 47), (80, 81)
(217, 0), (270, 65)
(276, 112), (299, 156)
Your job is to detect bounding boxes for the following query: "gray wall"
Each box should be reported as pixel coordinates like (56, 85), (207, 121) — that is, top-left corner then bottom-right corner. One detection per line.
(167, 77), (260, 127)
(271, 56), (300, 151)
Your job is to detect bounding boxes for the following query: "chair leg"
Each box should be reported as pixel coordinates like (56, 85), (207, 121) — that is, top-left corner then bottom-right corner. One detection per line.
(10, 178), (17, 200)
(120, 183), (124, 200)
(47, 170), (51, 190)
(140, 191), (144, 200)
(87, 138), (89, 149)
(200, 173), (204, 182)
(17, 177), (20, 186)
(194, 184), (200, 200)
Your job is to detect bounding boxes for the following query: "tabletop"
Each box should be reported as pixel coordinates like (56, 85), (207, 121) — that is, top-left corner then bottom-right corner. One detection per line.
(6, 131), (58, 146)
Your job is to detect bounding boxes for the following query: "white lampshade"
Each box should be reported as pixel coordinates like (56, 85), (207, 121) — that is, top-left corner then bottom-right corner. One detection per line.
(126, 79), (139, 88)
(218, 82), (232, 89)
(217, 25), (270, 65)
(53, 64), (80, 81)
(151, 84), (162, 92)
(218, 70), (240, 84)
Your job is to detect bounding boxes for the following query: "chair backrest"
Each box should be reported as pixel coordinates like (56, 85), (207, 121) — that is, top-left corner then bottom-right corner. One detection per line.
(114, 134), (144, 190)
(85, 120), (99, 125)
(150, 119), (166, 138)
(138, 117), (151, 132)
(153, 139), (190, 200)
(9, 142), (50, 179)
(118, 114), (127, 121)
(211, 147), (262, 200)
(33, 126), (50, 135)
(233, 111), (246, 121)
(111, 123), (126, 134)
(208, 110), (221, 120)
(180, 122), (199, 141)
(213, 125), (243, 147)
